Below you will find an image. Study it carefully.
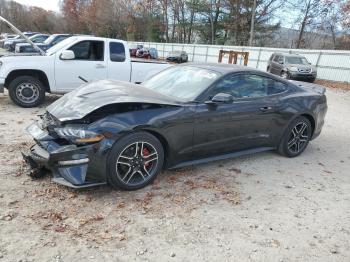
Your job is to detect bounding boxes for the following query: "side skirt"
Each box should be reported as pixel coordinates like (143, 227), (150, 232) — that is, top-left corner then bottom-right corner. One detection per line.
(169, 147), (274, 170)
(52, 177), (107, 189)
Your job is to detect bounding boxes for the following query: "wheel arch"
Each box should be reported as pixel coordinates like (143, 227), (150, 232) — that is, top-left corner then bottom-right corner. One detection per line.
(141, 129), (170, 164)
(5, 69), (50, 92)
(278, 112), (316, 147)
(300, 113), (315, 136)
(106, 128), (170, 168)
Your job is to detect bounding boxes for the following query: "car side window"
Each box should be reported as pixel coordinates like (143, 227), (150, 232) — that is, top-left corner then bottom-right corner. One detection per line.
(68, 40), (104, 61)
(268, 79), (288, 95)
(210, 74), (288, 99)
(273, 55), (280, 62)
(110, 42), (126, 62)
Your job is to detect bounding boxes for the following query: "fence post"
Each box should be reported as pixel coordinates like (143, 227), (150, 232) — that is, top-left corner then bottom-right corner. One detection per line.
(316, 51), (322, 68)
(240, 47), (244, 65)
(205, 46), (209, 62)
(163, 43), (165, 59)
(192, 45), (196, 62)
(256, 47), (262, 69)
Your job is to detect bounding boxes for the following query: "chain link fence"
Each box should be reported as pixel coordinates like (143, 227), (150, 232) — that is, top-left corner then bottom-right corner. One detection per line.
(129, 42), (350, 83)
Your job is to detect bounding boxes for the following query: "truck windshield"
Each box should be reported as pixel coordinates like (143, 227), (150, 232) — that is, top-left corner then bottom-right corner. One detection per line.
(142, 66), (221, 101)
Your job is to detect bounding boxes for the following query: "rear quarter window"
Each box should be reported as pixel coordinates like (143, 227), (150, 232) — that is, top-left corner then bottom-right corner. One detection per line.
(110, 42), (126, 62)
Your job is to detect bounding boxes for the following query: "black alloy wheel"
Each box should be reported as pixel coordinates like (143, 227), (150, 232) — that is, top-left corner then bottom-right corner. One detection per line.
(107, 132), (164, 190)
(278, 116), (312, 157)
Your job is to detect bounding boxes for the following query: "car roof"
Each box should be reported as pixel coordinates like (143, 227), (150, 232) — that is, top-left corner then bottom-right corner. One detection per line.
(183, 62), (262, 75)
(272, 53), (305, 58)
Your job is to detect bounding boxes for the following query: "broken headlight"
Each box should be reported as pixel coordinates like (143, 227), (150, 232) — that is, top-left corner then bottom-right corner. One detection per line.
(54, 127), (104, 144)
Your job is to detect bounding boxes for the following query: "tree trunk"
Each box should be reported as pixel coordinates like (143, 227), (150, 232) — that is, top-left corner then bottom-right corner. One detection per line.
(249, 0), (256, 46)
(297, 0), (312, 49)
(187, 8), (195, 43)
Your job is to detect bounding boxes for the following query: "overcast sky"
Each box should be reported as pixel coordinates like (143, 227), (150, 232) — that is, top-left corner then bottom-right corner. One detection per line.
(13, 0), (60, 12)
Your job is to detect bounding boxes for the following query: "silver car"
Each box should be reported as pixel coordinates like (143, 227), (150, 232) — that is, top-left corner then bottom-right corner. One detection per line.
(267, 53), (317, 82)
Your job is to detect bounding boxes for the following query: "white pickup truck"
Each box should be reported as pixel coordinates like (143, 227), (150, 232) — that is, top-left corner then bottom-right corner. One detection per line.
(0, 36), (171, 107)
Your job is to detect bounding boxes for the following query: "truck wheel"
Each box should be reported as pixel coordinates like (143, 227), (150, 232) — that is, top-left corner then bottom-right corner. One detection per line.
(8, 76), (46, 108)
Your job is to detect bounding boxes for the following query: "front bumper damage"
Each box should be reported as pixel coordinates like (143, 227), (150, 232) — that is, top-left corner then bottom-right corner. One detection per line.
(22, 122), (107, 188)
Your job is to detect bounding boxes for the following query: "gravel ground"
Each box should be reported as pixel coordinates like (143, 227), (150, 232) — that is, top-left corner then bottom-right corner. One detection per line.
(0, 87), (350, 262)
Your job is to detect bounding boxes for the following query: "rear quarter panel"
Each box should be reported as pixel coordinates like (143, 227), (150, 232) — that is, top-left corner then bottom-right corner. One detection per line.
(277, 89), (327, 144)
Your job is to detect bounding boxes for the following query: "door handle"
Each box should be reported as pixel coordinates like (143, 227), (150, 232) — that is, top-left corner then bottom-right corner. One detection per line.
(259, 106), (273, 112)
(95, 64), (106, 69)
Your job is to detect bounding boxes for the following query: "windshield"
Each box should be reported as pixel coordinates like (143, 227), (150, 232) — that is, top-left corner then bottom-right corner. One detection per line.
(142, 66), (221, 101)
(286, 56), (310, 65)
(46, 37), (78, 55)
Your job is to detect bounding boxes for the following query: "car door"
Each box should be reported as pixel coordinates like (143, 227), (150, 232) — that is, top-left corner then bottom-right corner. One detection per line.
(192, 73), (287, 158)
(54, 40), (107, 92)
(107, 41), (131, 82)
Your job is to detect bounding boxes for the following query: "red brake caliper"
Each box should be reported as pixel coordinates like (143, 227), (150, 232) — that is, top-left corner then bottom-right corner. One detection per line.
(142, 147), (150, 168)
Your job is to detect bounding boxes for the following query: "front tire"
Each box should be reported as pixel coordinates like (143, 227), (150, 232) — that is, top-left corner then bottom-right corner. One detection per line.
(281, 71), (289, 79)
(107, 132), (164, 190)
(8, 76), (45, 108)
(278, 116), (312, 157)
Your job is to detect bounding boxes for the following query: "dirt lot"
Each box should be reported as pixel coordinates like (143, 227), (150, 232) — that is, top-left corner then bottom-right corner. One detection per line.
(0, 87), (350, 262)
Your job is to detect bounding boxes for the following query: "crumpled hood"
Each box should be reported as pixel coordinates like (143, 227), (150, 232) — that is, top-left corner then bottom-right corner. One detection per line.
(47, 80), (181, 122)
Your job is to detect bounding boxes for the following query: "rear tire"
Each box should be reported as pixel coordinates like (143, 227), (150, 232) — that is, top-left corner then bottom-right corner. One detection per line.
(107, 132), (164, 190)
(8, 76), (45, 108)
(278, 116), (312, 157)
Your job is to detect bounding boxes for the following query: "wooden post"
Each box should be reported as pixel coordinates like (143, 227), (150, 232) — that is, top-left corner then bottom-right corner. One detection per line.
(218, 50), (223, 63)
(218, 50), (249, 66)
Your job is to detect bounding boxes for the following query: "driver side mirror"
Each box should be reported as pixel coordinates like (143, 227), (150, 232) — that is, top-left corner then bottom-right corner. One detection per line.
(60, 50), (75, 60)
(207, 93), (234, 104)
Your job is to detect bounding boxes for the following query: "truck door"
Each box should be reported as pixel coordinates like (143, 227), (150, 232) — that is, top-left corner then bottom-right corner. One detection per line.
(107, 41), (131, 82)
(54, 40), (107, 92)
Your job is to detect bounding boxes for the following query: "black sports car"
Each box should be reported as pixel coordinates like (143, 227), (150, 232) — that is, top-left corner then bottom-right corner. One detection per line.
(23, 64), (327, 190)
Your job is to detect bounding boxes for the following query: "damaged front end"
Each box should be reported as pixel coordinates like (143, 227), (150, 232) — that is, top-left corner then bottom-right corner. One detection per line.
(22, 112), (107, 188)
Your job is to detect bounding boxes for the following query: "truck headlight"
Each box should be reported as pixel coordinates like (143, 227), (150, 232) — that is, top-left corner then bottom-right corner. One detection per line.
(54, 127), (104, 144)
(289, 66), (298, 72)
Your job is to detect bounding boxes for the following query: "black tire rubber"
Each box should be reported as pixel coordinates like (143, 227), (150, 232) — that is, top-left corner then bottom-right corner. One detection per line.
(8, 76), (46, 108)
(278, 116), (312, 158)
(280, 71), (289, 79)
(107, 131), (164, 190)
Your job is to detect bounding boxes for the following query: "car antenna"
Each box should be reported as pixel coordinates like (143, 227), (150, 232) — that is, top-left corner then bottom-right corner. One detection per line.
(0, 15), (46, 56)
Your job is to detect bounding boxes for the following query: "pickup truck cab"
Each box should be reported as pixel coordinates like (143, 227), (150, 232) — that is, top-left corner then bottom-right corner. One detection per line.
(0, 36), (171, 107)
